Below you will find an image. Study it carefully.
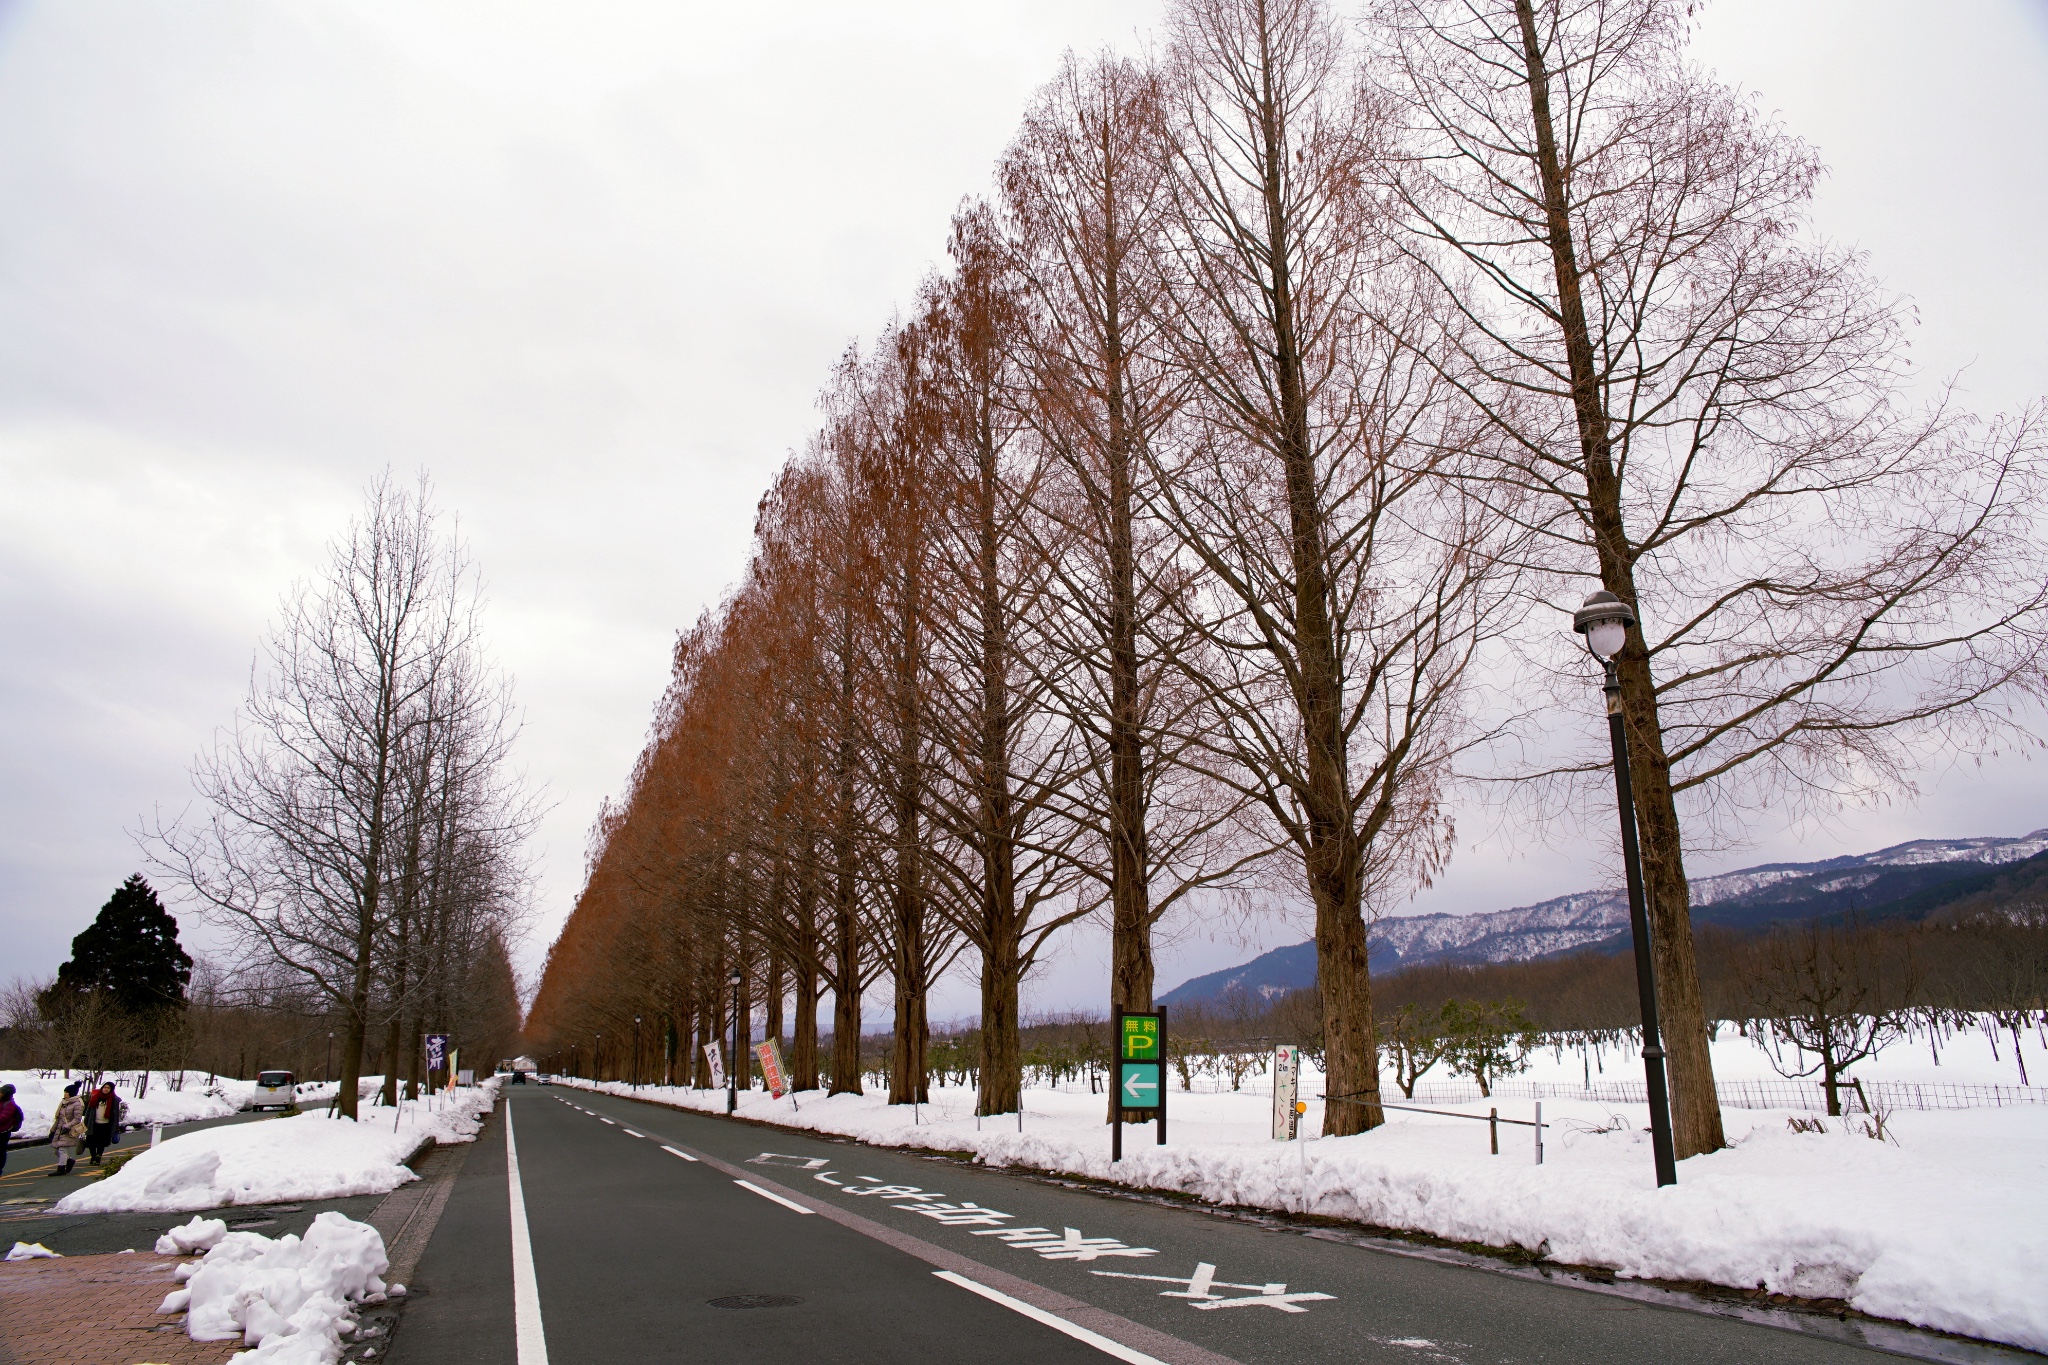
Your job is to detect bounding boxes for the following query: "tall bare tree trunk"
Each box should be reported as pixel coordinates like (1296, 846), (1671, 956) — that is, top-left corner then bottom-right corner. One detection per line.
(1102, 190), (1154, 1027)
(1248, 3), (1379, 1136)
(1511, 0), (1722, 1157)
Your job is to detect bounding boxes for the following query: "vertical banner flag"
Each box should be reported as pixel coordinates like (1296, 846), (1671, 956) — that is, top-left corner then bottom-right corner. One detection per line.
(754, 1040), (789, 1099)
(1272, 1045), (1301, 1140)
(447, 1049), (460, 1085)
(703, 1042), (726, 1090)
(424, 1033), (449, 1073)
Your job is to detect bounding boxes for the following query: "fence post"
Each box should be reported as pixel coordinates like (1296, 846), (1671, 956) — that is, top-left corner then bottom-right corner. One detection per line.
(1489, 1107), (1499, 1155)
(1534, 1102), (1543, 1166)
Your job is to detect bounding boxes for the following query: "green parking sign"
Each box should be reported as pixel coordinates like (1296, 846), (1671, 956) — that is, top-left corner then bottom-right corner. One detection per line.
(1120, 1014), (1161, 1061)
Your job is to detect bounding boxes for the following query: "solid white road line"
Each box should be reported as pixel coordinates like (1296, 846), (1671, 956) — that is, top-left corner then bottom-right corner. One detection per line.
(734, 1179), (814, 1214)
(505, 1106), (549, 1365)
(933, 1272), (1167, 1365)
(661, 1146), (699, 1162)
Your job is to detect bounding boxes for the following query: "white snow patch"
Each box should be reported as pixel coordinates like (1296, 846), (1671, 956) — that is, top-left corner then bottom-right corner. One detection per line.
(157, 1216), (230, 1255)
(160, 1211), (390, 1365)
(6, 1241), (61, 1260)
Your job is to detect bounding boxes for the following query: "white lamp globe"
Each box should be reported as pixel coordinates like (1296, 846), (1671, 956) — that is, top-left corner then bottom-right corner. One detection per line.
(1586, 618), (1628, 660)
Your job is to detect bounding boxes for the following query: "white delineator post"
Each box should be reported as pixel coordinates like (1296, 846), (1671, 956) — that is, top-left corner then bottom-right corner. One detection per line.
(1534, 1102), (1544, 1165)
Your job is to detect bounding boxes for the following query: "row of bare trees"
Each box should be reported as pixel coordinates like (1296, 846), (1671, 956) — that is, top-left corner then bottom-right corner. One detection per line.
(0, 951), (524, 1095)
(529, 0), (2046, 1154)
(145, 475), (539, 1118)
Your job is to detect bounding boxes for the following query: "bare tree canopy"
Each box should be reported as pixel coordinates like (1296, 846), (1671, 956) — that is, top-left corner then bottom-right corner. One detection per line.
(149, 472), (539, 1119)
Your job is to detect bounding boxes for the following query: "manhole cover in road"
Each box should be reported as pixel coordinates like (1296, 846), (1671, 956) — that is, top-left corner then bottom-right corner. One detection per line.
(707, 1295), (803, 1310)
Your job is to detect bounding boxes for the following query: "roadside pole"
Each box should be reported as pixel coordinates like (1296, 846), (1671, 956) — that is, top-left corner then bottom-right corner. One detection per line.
(727, 969), (743, 1115)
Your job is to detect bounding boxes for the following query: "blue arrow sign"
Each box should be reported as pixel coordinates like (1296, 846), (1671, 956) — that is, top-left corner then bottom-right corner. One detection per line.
(1120, 1063), (1159, 1108)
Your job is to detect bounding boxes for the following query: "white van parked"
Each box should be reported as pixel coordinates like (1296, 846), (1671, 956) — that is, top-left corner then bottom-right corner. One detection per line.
(249, 1070), (297, 1111)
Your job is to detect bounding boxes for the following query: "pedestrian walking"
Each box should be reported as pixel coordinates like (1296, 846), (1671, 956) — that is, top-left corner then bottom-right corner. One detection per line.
(86, 1082), (125, 1165)
(50, 1083), (85, 1176)
(0, 1084), (21, 1177)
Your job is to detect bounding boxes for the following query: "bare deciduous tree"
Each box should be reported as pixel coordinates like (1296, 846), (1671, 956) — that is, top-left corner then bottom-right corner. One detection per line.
(1151, 0), (1519, 1135)
(150, 474), (535, 1119)
(1004, 52), (1269, 1058)
(1375, 0), (2048, 1156)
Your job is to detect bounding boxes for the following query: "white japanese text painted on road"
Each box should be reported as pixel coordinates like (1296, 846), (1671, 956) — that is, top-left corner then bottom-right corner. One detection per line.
(1093, 1263), (1334, 1312)
(748, 1160), (1161, 1263)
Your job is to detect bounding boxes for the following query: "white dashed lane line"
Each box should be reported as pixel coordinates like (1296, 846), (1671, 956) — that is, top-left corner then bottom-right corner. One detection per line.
(934, 1271), (1167, 1365)
(661, 1146), (700, 1162)
(623, 1129), (645, 1138)
(734, 1179), (814, 1215)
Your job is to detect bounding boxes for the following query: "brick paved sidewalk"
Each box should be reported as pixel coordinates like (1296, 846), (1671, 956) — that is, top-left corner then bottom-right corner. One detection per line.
(0, 1251), (238, 1365)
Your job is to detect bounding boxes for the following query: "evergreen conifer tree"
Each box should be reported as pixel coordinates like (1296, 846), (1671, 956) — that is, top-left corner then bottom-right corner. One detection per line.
(41, 874), (193, 1018)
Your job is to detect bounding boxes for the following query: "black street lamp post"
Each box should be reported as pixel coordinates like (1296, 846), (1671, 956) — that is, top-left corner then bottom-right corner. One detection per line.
(633, 1016), (642, 1090)
(595, 1033), (603, 1084)
(326, 1032), (334, 1084)
(1574, 589), (1679, 1188)
(728, 970), (743, 1115)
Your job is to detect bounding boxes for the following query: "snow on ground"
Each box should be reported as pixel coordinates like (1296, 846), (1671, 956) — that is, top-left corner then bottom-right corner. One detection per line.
(1, 1071), (239, 1136)
(154, 1211), (395, 1365)
(560, 1025), (2048, 1353)
(1526, 1015), (2043, 1089)
(51, 1082), (498, 1215)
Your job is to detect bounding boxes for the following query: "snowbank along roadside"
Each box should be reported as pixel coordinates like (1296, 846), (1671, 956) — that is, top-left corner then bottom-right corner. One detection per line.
(52, 1081), (499, 1215)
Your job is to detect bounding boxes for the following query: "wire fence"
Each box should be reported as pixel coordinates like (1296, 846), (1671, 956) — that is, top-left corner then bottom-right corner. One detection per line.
(1396, 1077), (2048, 1112)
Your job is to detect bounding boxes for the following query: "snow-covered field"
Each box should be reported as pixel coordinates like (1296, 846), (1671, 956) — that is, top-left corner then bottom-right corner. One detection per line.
(1, 1070), (240, 1136)
(52, 1082), (498, 1215)
(559, 1022), (2048, 1353)
(155, 1211), (397, 1365)
(1532, 1016), (2041, 1090)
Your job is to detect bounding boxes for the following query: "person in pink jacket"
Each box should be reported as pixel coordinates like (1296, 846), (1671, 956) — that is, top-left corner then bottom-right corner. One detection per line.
(0, 1084), (22, 1177)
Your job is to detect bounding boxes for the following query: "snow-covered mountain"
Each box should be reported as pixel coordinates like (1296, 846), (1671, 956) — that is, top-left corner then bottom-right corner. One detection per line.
(1158, 828), (2048, 1009)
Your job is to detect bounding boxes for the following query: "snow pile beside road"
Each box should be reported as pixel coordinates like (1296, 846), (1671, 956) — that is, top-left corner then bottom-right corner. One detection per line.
(155, 1212), (392, 1365)
(52, 1083), (498, 1214)
(561, 1076), (2048, 1351)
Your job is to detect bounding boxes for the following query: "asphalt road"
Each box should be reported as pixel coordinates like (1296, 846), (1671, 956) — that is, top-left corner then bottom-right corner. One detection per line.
(388, 1087), (2002, 1365)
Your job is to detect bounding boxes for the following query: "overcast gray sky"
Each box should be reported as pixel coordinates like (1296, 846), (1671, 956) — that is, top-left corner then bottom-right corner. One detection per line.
(2, 0), (2042, 1024)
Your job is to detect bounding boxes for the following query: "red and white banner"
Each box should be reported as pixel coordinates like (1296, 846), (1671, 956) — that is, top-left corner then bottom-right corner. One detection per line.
(754, 1040), (789, 1099)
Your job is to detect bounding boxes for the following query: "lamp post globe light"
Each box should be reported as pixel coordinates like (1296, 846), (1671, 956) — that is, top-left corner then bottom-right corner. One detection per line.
(1573, 589), (1679, 1188)
(728, 970), (744, 1115)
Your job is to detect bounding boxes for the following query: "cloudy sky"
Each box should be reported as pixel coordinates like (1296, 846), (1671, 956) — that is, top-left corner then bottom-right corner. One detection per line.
(3, 0), (2043, 1023)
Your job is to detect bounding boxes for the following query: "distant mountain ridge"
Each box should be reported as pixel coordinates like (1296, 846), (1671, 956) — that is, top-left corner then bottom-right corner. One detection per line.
(1157, 828), (2048, 1010)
